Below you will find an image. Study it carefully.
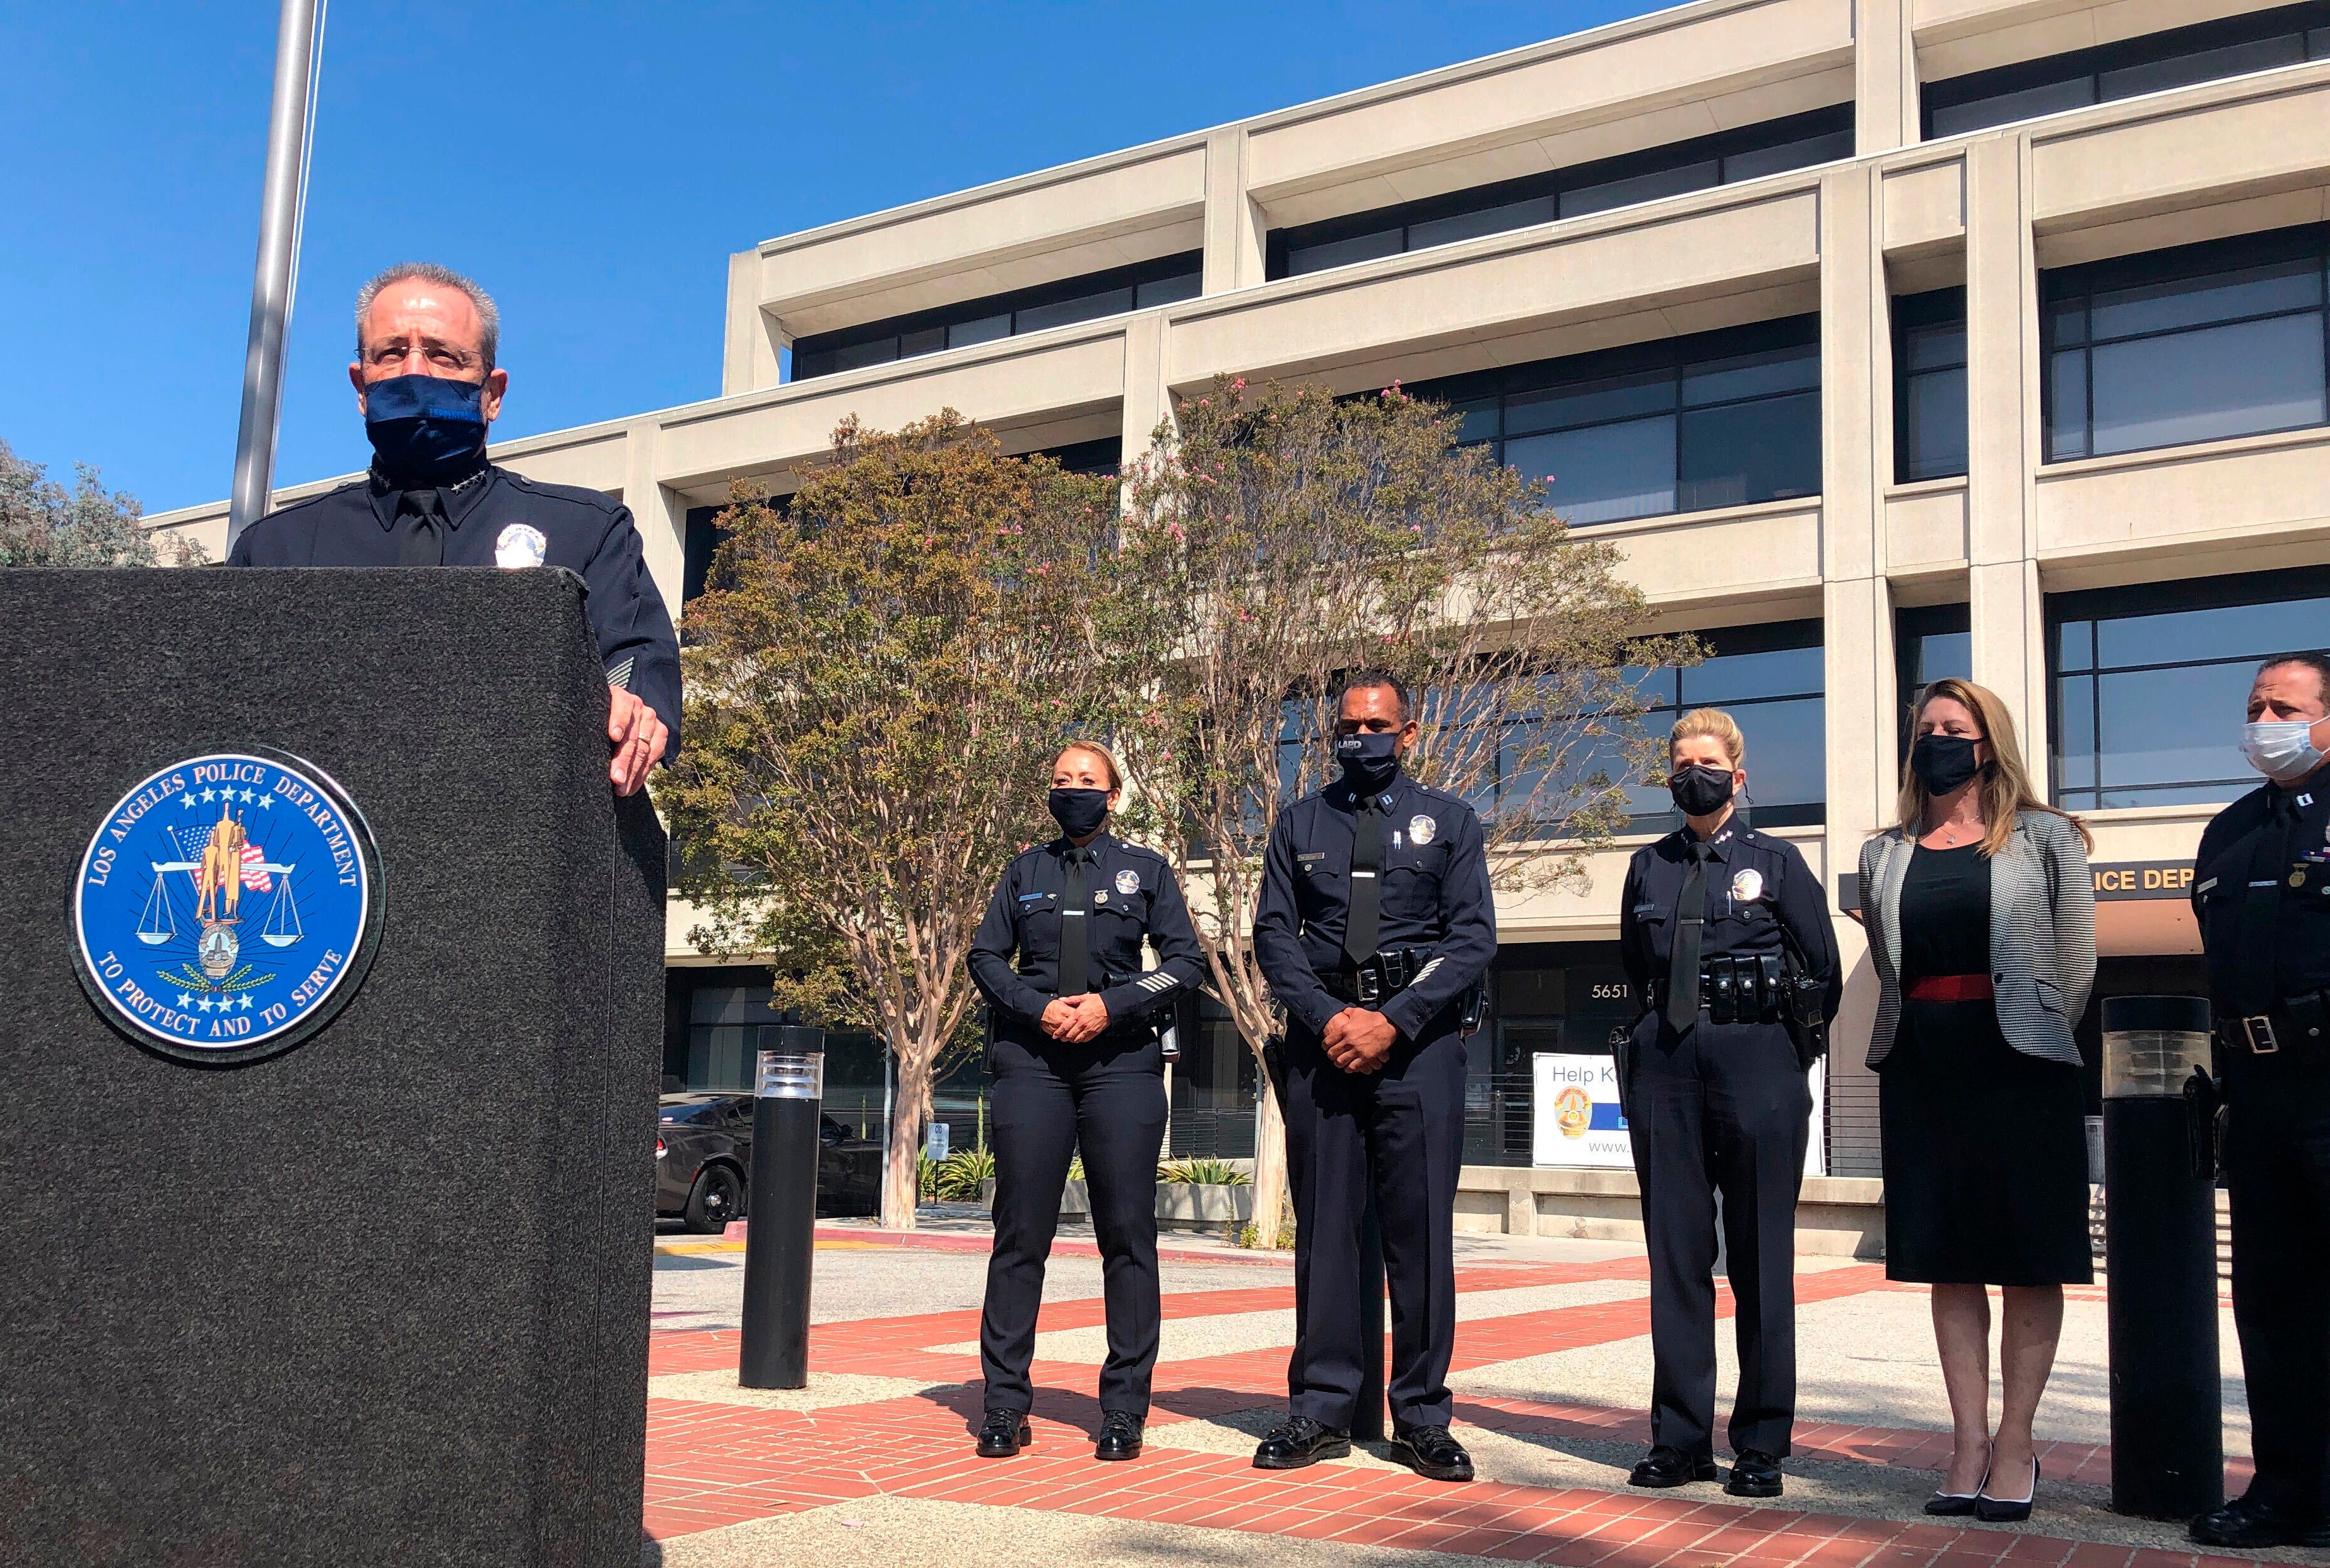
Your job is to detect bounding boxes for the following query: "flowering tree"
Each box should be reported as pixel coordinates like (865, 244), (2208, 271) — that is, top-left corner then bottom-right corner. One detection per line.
(658, 414), (1137, 1228)
(1112, 377), (1693, 1246)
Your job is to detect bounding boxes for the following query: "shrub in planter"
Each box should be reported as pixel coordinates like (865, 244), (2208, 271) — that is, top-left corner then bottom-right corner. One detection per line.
(1158, 1158), (1249, 1186)
(932, 1147), (997, 1202)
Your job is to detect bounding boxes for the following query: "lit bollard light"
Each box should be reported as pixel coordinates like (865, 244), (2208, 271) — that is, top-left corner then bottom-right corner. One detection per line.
(739, 1028), (825, 1390)
(2101, 995), (2223, 1520)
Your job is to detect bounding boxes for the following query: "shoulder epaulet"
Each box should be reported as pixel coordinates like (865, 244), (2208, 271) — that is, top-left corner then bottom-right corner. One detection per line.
(498, 469), (626, 518)
(1119, 840), (1170, 866)
(262, 479), (363, 519)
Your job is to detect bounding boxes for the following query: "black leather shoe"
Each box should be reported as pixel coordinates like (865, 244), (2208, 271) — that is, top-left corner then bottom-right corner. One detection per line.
(1629, 1446), (1718, 1488)
(1726, 1449), (1784, 1499)
(1389, 1424), (1474, 1483)
(1252, 1415), (1351, 1470)
(976, 1407), (1032, 1459)
(2189, 1494), (2326, 1550)
(1096, 1410), (1144, 1461)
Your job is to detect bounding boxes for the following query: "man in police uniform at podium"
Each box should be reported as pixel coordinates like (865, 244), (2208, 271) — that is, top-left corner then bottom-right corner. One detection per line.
(2189, 650), (2330, 1551)
(227, 263), (678, 793)
(1251, 670), (1497, 1484)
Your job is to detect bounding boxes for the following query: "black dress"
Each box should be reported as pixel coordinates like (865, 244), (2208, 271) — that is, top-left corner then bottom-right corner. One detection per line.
(1879, 842), (2093, 1285)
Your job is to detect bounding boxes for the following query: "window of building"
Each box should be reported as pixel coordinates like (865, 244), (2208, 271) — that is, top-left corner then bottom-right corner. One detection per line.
(1404, 317), (1821, 529)
(1268, 107), (1852, 281)
(1168, 992), (1258, 1159)
(1894, 288), (1968, 483)
(1895, 602), (1972, 754)
(790, 254), (1201, 382)
(2050, 567), (2330, 811)
(2042, 225), (2330, 463)
(1922, 1), (2330, 137)
(1516, 621), (1827, 833)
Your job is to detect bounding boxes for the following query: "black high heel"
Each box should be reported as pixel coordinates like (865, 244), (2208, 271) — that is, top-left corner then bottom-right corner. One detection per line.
(1975, 1456), (2039, 1523)
(1926, 1446), (1991, 1516)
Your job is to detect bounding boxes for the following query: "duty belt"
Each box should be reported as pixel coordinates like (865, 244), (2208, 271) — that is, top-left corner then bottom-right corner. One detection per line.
(1644, 954), (1789, 1027)
(1322, 947), (1435, 1005)
(1321, 947), (1488, 1035)
(2218, 988), (2330, 1055)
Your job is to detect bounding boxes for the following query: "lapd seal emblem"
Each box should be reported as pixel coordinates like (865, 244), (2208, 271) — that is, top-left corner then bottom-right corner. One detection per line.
(1114, 869), (1139, 896)
(71, 751), (382, 1065)
(1731, 867), (1765, 903)
(1409, 814), (1437, 846)
(494, 522), (548, 568)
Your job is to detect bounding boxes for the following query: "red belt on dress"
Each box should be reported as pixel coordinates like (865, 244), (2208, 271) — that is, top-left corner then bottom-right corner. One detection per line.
(1905, 973), (1994, 1002)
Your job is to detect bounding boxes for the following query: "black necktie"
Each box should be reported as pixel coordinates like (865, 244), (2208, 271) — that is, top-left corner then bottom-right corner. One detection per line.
(1057, 850), (1091, 998)
(1667, 841), (1710, 1032)
(2233, 793), (2297, 1014)
(396, 488), (445, 566)
(1344, 795), (1384, 973)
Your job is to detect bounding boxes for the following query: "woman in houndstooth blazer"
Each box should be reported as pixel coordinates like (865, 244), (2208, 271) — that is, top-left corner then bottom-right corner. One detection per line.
(1859, 678), (2095, 1524)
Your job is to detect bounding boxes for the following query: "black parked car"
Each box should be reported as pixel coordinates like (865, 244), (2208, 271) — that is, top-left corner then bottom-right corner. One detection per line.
(655, 1092), (883, 1231)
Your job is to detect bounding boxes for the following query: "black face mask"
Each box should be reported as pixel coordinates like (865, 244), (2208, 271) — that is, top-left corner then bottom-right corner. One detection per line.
(1048, 787), (1110, 839)
(1910, 734), (1984, 796)
(363, 373), (489, 486)
(1336, 730), (1402, 792)
(1668, 764), (1736, 817)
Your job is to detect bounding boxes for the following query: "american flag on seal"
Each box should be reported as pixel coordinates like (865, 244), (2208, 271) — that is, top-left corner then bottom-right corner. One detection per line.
(174, 826), (273, 891)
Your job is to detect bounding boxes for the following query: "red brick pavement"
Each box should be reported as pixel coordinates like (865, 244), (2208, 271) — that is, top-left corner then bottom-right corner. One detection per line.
(643, 1252), (2273, 1564)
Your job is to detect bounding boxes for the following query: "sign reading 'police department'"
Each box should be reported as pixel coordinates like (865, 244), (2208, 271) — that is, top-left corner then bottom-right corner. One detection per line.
(72, 751), (382, 1063)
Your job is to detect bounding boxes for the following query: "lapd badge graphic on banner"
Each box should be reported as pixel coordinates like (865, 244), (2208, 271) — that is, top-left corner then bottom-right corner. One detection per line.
(71, 751), (382, 1063)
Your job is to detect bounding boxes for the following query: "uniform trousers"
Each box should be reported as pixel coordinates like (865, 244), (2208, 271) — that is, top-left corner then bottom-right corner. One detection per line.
(979, 1030), (1168, 1416)
(1624, 1012), (1811, 1458)
(1284, 1019), (1468, 1431)
(2224, 1050), (2330, 1518)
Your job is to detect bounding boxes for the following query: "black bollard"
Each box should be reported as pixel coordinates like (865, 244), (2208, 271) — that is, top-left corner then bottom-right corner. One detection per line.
(1353, 1197), (1387, 1441)
(739, 1027), (827, 1390)
(2100, 995), (2222, 1521)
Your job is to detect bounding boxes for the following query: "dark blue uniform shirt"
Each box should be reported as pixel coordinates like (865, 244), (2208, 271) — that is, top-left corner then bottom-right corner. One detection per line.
(1618, 820), (1840, 1015)
(1253, 770), (1498, 1041)
(2194, 773), (2330, 1012)
(968, 833), (1207, 1038)
(226, 462), (681, 761)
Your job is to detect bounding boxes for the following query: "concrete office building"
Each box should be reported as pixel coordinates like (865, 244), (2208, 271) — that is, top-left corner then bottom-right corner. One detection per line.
(156, 0), (2330, 1244)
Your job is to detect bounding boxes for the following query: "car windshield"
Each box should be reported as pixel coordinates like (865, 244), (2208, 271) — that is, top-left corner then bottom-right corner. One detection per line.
(658, 1097), (731, 1125)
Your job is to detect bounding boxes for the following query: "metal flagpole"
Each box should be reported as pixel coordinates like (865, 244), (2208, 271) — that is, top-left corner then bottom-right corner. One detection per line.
(227, 0), (327, 551)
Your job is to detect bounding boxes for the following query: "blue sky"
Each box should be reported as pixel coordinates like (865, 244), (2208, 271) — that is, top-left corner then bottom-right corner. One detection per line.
(3, 3), (1659, 514)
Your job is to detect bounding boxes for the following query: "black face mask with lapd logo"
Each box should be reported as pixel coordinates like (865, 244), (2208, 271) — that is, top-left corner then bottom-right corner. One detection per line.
(1668, 764), (1736, 817)
(1336, 730), (1402, 793)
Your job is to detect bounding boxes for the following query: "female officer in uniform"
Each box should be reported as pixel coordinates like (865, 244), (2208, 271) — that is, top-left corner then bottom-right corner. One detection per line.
(967, 742), (1208, 1464)
(1617, 708), (1840, 1501)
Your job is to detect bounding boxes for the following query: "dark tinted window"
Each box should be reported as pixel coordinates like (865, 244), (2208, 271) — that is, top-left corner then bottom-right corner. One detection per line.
(1895, 603), (1972, 755)
(1924, 2), (2330, 137)
(1269, 107), (1852, 280)
(2049, 568), (2330, 810)
(1407, 317), (1821, 528)
(792, 252), (1201, 382)
(1894, 288), (1968, 483)
(2042, 225), (2329, 462)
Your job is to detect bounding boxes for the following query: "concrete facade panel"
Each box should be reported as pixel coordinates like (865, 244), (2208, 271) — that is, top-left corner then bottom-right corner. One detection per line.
(1163, 188), (1821, 387)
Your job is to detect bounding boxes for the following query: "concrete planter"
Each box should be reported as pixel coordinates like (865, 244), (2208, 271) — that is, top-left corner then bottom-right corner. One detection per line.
(978, 1177), (1249, 1231)
(1156, 1183), (1252, 1232)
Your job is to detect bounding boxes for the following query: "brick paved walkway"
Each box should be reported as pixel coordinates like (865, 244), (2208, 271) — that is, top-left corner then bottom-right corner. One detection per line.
(642, 1248), (2295, 1567)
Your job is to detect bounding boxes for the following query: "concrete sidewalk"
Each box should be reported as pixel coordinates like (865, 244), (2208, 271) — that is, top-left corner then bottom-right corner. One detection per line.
(643, 1219), (2293, 1567)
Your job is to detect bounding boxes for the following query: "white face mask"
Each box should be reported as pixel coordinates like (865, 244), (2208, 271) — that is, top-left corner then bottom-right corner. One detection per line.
(2241, 720), (2325, 782)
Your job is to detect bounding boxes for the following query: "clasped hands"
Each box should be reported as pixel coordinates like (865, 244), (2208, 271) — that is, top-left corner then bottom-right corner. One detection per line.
(1040, 994), (1112, 1044)
(1324, 1007), (1399, 1073)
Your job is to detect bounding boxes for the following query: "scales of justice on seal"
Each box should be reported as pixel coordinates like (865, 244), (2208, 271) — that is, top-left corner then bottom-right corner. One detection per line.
(73, 751), (382, 1065)
(135, 799), (305, 986)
